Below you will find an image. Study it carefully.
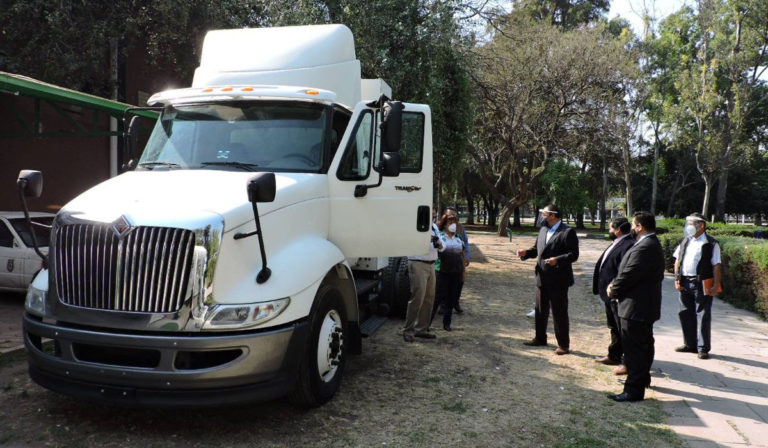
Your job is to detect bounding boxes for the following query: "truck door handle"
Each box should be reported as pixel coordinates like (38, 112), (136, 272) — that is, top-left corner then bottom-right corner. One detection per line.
(416, 205), (430, 231)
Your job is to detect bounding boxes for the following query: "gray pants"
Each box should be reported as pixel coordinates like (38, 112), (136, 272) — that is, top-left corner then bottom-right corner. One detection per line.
(404, 260), (436, 335)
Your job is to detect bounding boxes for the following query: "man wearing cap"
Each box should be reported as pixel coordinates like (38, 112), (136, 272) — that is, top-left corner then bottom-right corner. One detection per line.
(516, 204), (579, 355)
(673, 213), (722, 359)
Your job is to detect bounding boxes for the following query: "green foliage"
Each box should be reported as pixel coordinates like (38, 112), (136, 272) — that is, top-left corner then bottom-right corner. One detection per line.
(513, 0), (610, 29)
(537, 158), (595, 218)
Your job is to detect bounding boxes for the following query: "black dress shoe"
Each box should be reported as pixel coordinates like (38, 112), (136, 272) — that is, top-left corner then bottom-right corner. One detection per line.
(523, 338), (547, 346)
(675, 345), (697, 353)
(443, 325), (452, 331)
(698, 352), (710, 359)
(454, 305), (464, 314)
(608, 392), (643, 402)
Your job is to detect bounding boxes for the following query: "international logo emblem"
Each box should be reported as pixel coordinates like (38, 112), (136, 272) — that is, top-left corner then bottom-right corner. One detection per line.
(112, 215), (134, 239)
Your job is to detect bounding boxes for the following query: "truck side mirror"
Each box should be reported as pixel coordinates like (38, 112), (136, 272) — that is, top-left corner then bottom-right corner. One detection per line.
(124, 115), (141, 162)
(381, 101), (403, 153)
(380, 152), (401, 177)
(17, 170), (43, 197)
(247, 172), (276, 203)
(16, 170), (48, 269)
(237, 172), (276, 283)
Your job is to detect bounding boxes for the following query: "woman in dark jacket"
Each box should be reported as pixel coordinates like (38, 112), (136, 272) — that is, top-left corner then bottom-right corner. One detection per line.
(432, 214), (466, 331)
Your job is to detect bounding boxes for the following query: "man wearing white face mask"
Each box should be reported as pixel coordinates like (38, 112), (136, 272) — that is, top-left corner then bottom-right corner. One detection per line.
(673, 213), (722, 359)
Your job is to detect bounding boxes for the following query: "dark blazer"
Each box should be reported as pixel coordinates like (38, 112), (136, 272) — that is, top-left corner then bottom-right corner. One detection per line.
(608, 234), (665, 322)
(521, 221), (579, 287)
(592, 235), (635, 303)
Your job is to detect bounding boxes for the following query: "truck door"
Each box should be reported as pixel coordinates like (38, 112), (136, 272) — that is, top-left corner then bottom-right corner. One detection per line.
(328, 101), (433, 258)
(0, 219), (22, 289)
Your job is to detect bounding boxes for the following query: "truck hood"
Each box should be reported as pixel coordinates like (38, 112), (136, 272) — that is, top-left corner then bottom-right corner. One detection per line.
(60, 170), (327, 231)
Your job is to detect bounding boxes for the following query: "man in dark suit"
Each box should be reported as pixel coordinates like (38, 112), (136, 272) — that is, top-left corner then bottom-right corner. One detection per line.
(592, 217), (634, 371)
(517, 204), (579, 355)
(607, 211), (665, 402)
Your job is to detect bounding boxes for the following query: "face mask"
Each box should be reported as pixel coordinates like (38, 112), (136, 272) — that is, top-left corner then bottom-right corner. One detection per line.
(539, 217), (551, 228)
(448, 223), (457, 233)
(684, 224), (696, 238)
(608, 231), (617, 241)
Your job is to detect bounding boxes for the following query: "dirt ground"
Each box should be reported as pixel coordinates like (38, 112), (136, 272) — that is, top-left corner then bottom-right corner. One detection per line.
(0, 232), (682, 448)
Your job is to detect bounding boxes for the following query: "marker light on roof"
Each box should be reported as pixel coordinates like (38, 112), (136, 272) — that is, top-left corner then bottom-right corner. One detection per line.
(241, 87), (254, 92)
(221, 87), (233, 92)
(202, 88), (214, 92)
(304, 89), (319, 95)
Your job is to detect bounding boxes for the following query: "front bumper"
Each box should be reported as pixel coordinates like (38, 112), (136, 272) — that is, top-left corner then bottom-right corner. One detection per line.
(23, 313), (308, 407)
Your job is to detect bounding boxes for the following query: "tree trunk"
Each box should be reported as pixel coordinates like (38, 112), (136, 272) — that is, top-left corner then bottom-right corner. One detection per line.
(701, 175), (712, 218)
(513, 206), (521, 227)
(666, 173), (681, 218)
(714, 160), (729, 223)
(498, 206), (513, 236)
(622, 142), (633, 216)
(576, 210), (584, 229)
(600, 156), (607, 230)
(651, 140), (659, 214)
(755, 213), (763, 226)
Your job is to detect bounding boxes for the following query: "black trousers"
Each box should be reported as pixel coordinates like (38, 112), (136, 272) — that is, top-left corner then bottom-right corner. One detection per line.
(534, 283), (570, 349)
(620, 317), (654, 398)
(604, 300), (623, 362)
(432, 271), (462, 327)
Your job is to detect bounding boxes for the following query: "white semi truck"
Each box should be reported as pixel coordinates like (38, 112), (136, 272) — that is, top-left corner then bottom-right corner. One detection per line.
(18, 25), (432, 407)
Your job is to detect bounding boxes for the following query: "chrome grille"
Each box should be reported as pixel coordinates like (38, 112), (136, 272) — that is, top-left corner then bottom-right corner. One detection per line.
(54, 224), (196, 313)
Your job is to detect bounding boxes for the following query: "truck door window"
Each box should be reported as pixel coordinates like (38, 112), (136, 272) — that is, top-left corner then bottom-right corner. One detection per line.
(337, 110), (373, 181)
(371, 111), (425, 173)
(399, 112), (425, 173)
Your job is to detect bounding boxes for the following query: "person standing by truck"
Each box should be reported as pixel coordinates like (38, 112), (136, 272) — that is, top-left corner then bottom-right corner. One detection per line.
(445, 207), (469, 314)
(432, 213), (466, 331)
(404, 208), (442, 342)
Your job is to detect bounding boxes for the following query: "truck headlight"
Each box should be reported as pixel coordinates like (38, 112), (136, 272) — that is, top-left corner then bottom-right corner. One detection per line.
(202, 298), (290, 330)
(25, 284), (47, 317)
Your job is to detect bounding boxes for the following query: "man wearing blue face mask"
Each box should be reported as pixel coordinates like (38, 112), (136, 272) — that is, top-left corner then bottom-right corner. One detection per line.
(672, 213), (722, 359)
(517, 204), (579, 355)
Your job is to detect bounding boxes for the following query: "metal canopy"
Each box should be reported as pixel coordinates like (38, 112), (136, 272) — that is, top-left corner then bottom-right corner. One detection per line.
(0, 71), (157, 138)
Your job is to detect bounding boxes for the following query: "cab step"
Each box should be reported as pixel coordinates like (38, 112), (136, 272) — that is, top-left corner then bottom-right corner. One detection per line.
(360, 315), (388, 337)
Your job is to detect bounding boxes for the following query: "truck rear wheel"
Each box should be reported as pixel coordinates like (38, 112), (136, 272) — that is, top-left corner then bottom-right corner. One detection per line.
(289, 285), (347, 407)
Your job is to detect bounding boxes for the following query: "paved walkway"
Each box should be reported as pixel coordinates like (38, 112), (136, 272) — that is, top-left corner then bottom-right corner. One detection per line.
(577, 235), (768, 448)
(652, 272), (768, 447)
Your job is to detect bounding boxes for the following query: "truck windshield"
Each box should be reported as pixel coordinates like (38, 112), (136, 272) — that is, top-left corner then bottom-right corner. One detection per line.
(138, 102), (328, 173)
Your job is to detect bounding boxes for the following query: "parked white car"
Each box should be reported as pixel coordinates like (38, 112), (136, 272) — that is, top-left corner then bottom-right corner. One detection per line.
(0, 211), (53, 292)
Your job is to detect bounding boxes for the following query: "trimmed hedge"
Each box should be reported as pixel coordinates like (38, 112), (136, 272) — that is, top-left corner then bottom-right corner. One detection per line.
(659, 230), (768, 320)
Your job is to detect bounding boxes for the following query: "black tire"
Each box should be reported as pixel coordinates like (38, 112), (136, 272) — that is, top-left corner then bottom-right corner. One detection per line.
(379, 257), (400, 306)
(386, 257), (411, 318)
(289, 285), (347, 407)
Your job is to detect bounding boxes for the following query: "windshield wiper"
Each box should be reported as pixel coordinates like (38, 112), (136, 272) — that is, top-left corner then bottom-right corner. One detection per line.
(200, 161), (259, 172)
(137, 161), (182, 169)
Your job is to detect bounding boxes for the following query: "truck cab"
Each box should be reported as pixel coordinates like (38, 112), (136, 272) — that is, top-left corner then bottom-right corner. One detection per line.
(20, 25), (432, 407)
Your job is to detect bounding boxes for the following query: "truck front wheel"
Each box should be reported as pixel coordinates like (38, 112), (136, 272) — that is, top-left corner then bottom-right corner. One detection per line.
(289, 285), (347, 407)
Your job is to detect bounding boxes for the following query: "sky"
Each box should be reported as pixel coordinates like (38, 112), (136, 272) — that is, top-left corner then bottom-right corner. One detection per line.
(607, 0), (690, 36)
